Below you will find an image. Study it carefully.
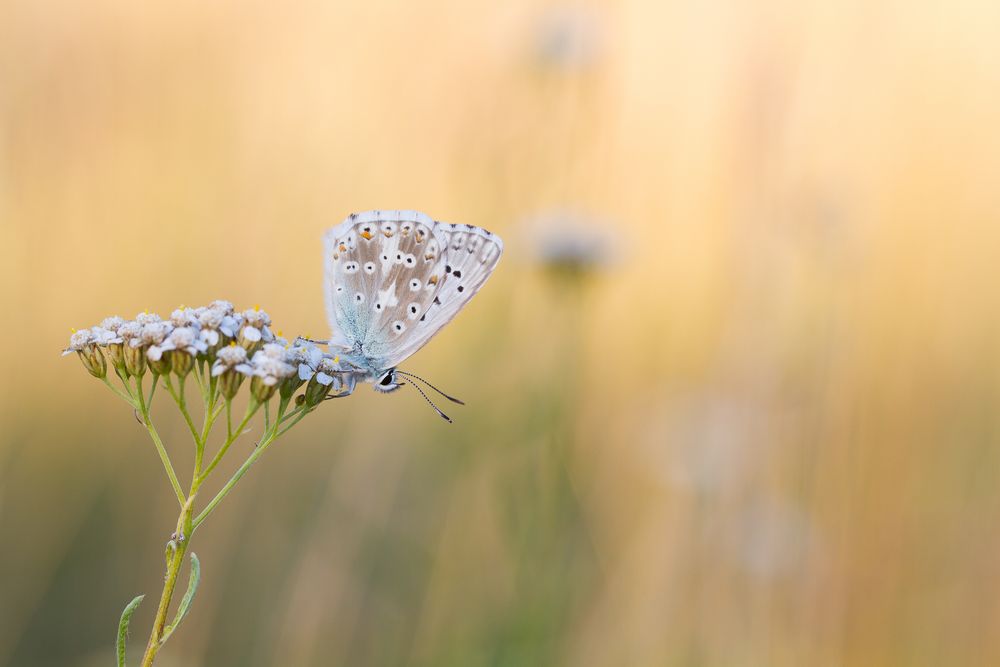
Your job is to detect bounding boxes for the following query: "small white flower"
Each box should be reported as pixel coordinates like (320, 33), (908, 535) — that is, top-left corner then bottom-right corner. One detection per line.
(118, 321), (143, 345)
(210, 300), (235, 315)
(259, 343), (288, 361)
(241, 326), (261, 343)
(289, 342), (324, 381)
(169, 308), (199, 327)
(100, 316), (126, 332)
(314, 357), (344, 387)
(90, 326), (121, 346)
(135, 311), (162, 325)
(198, 308), (224, 330)
(63, 329), (94, 355)
(218, 315), (240, 338)
(166, 326), (207, 355)
(250, 347), (295, 386)
(140, 322), (172, 346)
(200, 328), (221, 347)
(211, 344), (253, 377)
(243, 307), (271, 329)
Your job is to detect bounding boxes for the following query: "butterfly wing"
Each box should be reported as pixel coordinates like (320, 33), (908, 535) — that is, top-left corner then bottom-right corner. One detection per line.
(324, 210), (503, 370)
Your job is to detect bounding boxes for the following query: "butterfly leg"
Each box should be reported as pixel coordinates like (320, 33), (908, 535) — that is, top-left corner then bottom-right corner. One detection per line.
(294, 336), (330, 345)
(324, 372), (358, 400)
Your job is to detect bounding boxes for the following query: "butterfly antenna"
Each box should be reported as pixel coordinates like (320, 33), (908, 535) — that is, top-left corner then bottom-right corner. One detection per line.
(401, 381), (453, 423)
(395, 371), (466, 405)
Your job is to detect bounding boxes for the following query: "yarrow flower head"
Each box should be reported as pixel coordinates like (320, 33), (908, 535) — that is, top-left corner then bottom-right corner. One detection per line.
(63, 302), (339, 400)
(211, 342), (253, 399)
(248, 343), (296, 402)
(237, 306), (274, 354)
(64, 328), (106, 378)
(304, 354), (350, 406)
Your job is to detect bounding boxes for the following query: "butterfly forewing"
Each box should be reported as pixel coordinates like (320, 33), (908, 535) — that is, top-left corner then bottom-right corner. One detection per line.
(323, 210), (501, 370)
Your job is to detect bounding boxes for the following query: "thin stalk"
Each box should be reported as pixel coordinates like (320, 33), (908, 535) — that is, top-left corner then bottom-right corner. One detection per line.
(136, 376), (185, 508)
(146, 374), (160, 406)
(139, 497), (194, 667)
(101, 376), (136, 406)
(192, 399), (301, 532)
(197, 401), (260, 484)
(192, 361), (207, 401)
(164, 376), (200, 444)
(276, 408), (311, 438)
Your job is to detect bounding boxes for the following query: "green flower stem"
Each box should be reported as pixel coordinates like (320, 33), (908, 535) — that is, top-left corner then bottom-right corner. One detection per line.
(192, 362), (208, 402)
(146, 374), (160, 406)
(164, 376), (200, 445)
(192, 400), (305, 533)
(192, 391), (224, 486)
(139, 497), (194, 667)
(101, 376), (137, 406)
(135, 376), (186, 508)
(197, 401), (260, 484)
(276, 407), (312, 438)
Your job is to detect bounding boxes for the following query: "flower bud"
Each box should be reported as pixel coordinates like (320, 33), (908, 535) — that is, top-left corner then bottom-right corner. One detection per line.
(304, 372), (338, 406)
(78, 345), (107, 378)
(280, 374), (306, 401)
(170, 350), (194, 377)
(250, 375), (279, 402)
(104, 342), (127, 376)
(238, 325), (263, 355)
(219, 369), (245, 400)
(146, 345), (171, 375)
(124, 342), (147, 377)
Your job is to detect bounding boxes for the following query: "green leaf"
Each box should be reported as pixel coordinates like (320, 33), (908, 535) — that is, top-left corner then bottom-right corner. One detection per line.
(116, 594), (144, 667)
(159, 553), (200, 646)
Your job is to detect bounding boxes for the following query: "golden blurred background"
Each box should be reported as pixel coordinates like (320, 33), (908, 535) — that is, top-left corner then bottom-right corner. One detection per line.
(3, 0), (1000, 665)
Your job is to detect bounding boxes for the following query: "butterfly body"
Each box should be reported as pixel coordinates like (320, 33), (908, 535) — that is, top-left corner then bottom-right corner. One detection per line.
(322, 210), (502, 413)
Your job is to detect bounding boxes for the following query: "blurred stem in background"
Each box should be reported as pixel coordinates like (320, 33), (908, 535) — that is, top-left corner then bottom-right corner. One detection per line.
(488, 241), (609, 664)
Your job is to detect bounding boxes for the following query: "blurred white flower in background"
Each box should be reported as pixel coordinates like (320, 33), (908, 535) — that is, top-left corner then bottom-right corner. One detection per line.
(533, 6), (603, 71)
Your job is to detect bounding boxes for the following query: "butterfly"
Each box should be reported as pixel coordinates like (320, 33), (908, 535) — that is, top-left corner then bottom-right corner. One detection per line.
(318, 209), (503, 421)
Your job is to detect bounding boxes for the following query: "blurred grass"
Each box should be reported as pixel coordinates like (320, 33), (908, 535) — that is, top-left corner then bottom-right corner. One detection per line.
(2, 0), (1000, 665)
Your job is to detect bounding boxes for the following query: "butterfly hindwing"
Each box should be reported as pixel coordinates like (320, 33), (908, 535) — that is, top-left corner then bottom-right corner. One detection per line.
(374, 223), (503, 369)
(325, 210), (501, 370)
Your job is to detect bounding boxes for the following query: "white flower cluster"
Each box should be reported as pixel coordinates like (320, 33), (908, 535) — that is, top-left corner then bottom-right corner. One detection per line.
(65, 302), (351, 405)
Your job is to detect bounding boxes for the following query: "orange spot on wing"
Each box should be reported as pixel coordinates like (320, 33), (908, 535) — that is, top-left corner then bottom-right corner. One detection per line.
(428, 275), (439, 285)
(360, 231), (372, 240)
